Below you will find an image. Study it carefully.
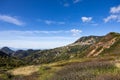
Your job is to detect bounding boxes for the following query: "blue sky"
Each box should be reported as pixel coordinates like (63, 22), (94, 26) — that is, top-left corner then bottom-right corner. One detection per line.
(0, 0), (120, 49)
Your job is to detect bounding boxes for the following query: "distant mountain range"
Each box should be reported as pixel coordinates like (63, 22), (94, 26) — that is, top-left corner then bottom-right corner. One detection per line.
(0, 32), (120, 65)
(0, 47), (14, 56)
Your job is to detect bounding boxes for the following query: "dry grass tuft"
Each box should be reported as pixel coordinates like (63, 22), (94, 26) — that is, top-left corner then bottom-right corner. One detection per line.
(8, 65), (40, 76)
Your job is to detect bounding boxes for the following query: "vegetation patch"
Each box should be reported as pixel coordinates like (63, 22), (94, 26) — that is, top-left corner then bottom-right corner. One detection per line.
(51, 61), (120, 80)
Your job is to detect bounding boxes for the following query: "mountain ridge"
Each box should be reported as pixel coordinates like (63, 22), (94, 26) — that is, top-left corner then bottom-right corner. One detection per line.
(0, 32), (120, 65)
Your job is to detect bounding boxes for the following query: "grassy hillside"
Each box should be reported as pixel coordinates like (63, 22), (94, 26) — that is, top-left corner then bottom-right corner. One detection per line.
(1, 55), (120, 80)
(23, 32), (120, 65)
(1, 32), (120, 80)
(0, 51), (25, 80)
(23, 36), (102, 64)
(0, 51), (24, 70)
(51, 61), (120, 80)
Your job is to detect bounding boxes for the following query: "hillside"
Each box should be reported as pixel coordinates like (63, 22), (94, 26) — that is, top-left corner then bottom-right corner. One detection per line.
(17, 32), (120, 65)
(70, 36), (103, 46)
(1, 32), (120, 65)
(86, 32), (120, 57)
(23, 35), (102, 64)
(0, 51), (10, 57)
(0, 50), (25, 70)
(1, 32), (120, 80)
(13, 49), (40, 59)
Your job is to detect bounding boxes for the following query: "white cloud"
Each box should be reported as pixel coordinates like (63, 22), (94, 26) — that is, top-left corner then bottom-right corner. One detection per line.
(70, 29), (82, 36)
(110, 5), (120, 14)
(104, 5), (120, 23)
(73, 0), (81, 4)
(40, 20), (65, 25)
(0, 14), (24, 26)
(81, 17), (92, 22)
(104, 15), (117, 23)
(44, 20), (54, 25)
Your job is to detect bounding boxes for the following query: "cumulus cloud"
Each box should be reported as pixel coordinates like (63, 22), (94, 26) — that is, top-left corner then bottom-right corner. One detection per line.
(104, 15), (118, 23)
(70, 29), (82, 36)
(104, 5), (120, 23)
(110, 5), (120, 14)
(81, 17), (92, 22)
(0, 14), (24, 26)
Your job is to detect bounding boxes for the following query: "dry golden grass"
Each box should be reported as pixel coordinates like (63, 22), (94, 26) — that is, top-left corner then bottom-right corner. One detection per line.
(7, 59), (72, 79)
(7, 57), (114, 76)
(115, 60), (120, 68)
(8, 65), (40, 76)
(6, 56), (117, 80)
